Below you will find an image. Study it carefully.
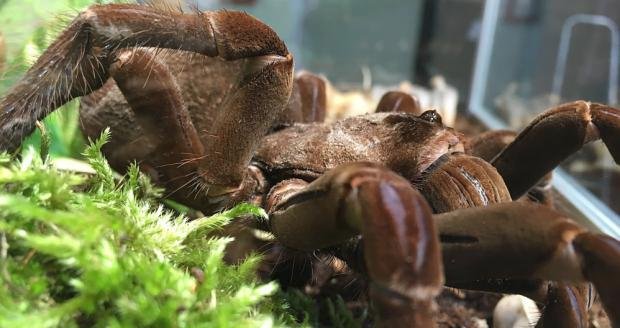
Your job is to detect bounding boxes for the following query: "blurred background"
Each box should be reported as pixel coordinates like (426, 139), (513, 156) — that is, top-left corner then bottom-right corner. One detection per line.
(1, 0), (618, 234)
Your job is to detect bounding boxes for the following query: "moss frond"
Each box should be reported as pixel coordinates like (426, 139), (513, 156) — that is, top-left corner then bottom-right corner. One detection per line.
(0, 135), (293, 327)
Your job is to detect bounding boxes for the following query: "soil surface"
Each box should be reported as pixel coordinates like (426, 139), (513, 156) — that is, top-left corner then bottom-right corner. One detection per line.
(435, 288), (611, 328)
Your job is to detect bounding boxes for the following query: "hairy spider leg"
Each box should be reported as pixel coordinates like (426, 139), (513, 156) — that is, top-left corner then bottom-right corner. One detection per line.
(375, 91), (423, 115)
(276, 71), (327, 127)
(436, 202), (620, 326)
(266, 162), (443, 328)
(0, 4), (293, 199)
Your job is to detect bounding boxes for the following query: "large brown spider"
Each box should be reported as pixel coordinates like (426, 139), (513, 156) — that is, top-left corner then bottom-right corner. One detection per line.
(1, 4), (619, 327)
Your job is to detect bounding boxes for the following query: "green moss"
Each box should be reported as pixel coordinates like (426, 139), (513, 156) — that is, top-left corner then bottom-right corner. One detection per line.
(0, 131), (308, 327)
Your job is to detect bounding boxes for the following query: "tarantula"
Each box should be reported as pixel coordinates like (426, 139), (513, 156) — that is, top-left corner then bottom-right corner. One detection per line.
(1, 4), (619, 327)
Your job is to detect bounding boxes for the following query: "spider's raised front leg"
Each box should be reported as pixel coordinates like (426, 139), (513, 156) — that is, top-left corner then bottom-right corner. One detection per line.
(0, 4), (293, 203)
(265, 162), (443, 327)
(491, 101), (620, 199)
(436, 202), (620, 326)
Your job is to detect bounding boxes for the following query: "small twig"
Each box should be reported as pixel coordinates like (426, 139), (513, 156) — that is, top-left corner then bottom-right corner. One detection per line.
(0, 31), (5, 74)
(21, 249), (36, 267)
(1, 232), (10, 283)
(35, 121), (51, 162)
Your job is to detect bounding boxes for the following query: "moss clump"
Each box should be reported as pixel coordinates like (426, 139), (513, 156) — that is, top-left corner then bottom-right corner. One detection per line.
(0, 130), (302, 327)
